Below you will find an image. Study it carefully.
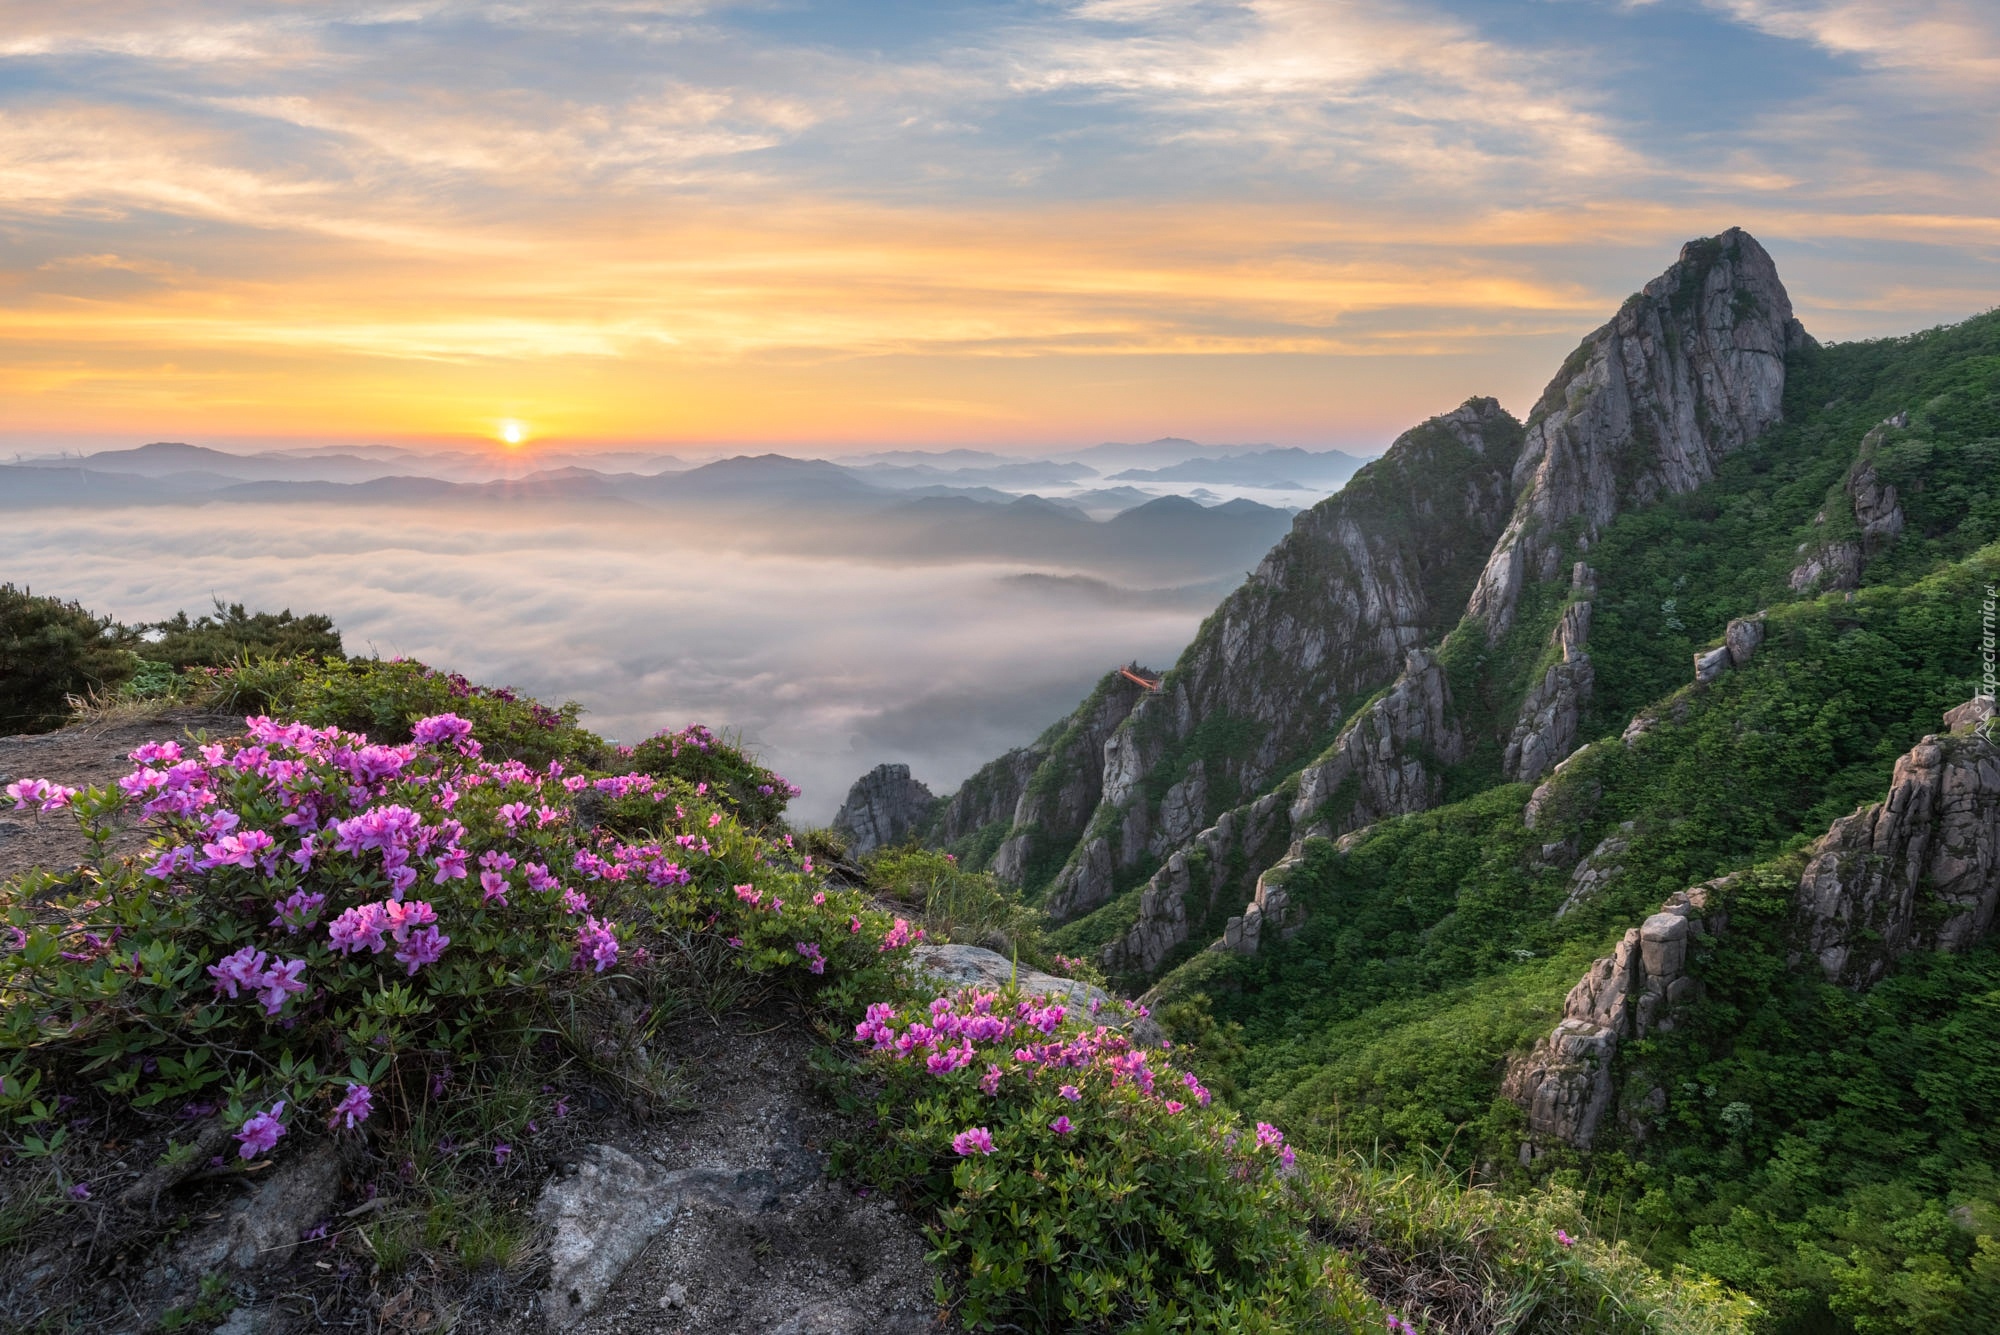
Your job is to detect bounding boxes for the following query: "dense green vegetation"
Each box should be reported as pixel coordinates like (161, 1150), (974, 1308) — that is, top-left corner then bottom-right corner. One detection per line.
(0, 587), (347, 734)
(1122, 312), (2000, 1332)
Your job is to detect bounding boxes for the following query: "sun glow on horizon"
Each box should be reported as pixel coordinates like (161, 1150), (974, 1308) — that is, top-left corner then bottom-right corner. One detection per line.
(498, 420), (526, 448)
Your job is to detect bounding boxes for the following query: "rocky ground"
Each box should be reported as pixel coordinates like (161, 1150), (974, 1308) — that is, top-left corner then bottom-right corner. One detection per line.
(504, 1011), (947, 1335)
(0, 716), (952, 1335)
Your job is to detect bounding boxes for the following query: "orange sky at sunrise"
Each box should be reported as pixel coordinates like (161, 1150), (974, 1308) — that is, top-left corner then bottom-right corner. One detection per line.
(3, 1), (1997, 454)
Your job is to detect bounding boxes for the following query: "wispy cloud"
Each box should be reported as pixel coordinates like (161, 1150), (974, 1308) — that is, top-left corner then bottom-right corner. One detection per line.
(0, 0), (1993, 446)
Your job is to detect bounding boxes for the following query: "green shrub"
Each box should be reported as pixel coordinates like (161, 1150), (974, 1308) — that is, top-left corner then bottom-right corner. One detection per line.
(622, 724), (800, 829)
(220, 656), (598, 769)
(0, 583), (138, 732)
(142, 600), (344, 670)
(838, 986), (1380, 1331)
(0, 707), (904, 1267)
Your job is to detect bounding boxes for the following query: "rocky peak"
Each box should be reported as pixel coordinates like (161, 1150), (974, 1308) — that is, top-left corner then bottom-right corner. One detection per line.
(1470, 228), (1809, 637)
(830, 763), (937, 856)
(1042, 397), (1526, 921)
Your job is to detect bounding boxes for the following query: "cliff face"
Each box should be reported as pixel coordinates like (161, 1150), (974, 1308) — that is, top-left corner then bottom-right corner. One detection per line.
(1795, 705), (2000, 986)
(1509, 704), (2000, 1151)
(988, 669), (1155, 888)
(1469, 228), (1808, 638)
(1044, 398), (1527, 920)
(841, 227), (1812, 986)
(1502, 879), (1727, 1151)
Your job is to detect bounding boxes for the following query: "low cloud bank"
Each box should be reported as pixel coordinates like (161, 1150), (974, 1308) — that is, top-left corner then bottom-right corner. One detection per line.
(0, 505), (1206, 822)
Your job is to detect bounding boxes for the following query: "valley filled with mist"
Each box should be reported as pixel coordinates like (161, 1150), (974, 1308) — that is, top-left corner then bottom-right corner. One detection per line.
(0, 437), (1365, 821)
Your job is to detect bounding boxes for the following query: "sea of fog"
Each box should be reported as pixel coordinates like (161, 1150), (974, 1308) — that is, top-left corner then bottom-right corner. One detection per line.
(0, 505), (1215, 823)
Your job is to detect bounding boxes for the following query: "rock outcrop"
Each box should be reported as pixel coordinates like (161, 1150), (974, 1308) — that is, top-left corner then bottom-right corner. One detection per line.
(1289, 649), (1465, 833)
(1556, 823), (1634, 919)
(1503, 565), (1596, 782)
(1102, 792), (1291, 975)
(932, 748), (1041, 847)
(830, 764), (937, 856)
(1035, 398), (1526, 921)
(1694, 614), (1765, 684)
(1502, 880), (1728, 1150)
(987, 668), (1154, 885)
(1471, 228), (1807, 637)
(1789, 413), (1909, 592)
(1514, 703), (2000, 1150)
(1219, 839), (1309, 956)
(1794, 720), (2000, 987)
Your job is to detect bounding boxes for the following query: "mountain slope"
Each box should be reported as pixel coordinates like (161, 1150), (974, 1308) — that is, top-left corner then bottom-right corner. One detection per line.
(836, 232), (2000, 1331)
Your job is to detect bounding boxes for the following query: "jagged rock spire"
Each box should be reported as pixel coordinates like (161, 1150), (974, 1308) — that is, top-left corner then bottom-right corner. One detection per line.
(1469, 228), (1810, 638)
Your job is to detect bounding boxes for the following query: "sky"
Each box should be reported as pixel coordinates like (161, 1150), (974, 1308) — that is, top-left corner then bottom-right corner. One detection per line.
(3, 0), (1997, 455)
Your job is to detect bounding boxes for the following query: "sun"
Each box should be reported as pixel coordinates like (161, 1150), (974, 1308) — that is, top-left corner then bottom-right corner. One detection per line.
(497, 419), (526, 447)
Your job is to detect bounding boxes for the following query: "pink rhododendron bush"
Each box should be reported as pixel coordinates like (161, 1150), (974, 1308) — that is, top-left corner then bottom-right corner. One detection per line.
(0, 711), (894, 1236)
(835, 987), (1384, 1331)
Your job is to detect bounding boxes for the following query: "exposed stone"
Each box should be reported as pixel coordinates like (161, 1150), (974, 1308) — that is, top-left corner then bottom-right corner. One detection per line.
(985, 668), (1155, 885)
(1103, 795), (1289, 976)
(539, 1141), (851, 1329)
(1693, 646), (1732, 684)
(1504, 585), (1595, 783)
(1523, 745), (1599, 831)
(1218, 838), (1310, 958)
(1516, 704), (2000, 1151)
(1794, 724), (2000, 987)
(1788, 540), (1861, 594)
(1724, 615), (1764, 667)
(1289, 649), (1464, 832)
(169, 1143), (343, 1277)
(1788, 414), (1908, 593)
(1040, 398), (1527, 920)
(1503, 880), (1728, 1150)
(1152, 761), (1208, 854)
(1043, 834), (1115, 919)
(830, 764), (936, 857)
(1621, 710), (1658, 747)
(1556, 823), (1634, 918)
(1470, 228), (1807, 637)
(1945, 698), (1996, 733)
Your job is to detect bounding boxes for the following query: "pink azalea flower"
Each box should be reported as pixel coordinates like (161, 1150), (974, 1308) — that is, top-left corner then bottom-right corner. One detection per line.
(330, 1083), (373, 1130)
(574, 917), (619, 972)
(1049, 1115), (1073, 1136)
(951, 1127), (995, 1156)
(235, 1103), (287, 1160)
(253, 958), (309, 1015)
(1059, 1085), (1081, 1102)
(393, 925), (449, 975)
(208, 946), (269, 999)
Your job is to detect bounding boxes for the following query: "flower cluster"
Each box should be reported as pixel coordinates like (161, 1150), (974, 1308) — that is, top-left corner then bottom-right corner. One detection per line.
(4, 779), (79, 811)
(207, 946), (309, 1015)
(2, 703), (899, 1167)
(854, 986), (1294, 1179)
